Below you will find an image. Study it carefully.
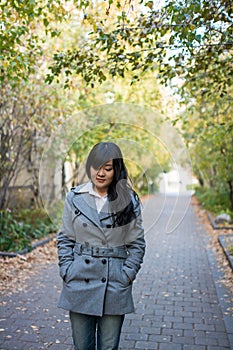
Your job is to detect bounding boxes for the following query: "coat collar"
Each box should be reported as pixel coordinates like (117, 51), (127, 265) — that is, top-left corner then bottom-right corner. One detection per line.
(71, 184), (113, 229)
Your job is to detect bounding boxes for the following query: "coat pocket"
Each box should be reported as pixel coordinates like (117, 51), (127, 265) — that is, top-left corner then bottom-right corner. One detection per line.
(64, 261), (75, 283)
(64, 255), (83, 283)
(64, 254), (96, 284)
(109, 258), (130, 287)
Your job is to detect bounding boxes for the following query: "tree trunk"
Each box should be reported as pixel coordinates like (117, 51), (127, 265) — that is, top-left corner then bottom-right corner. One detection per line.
(198, 177), (204, 187)
(228, 180), (233, 212)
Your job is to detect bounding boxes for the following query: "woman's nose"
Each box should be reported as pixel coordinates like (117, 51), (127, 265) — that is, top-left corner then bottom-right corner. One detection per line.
(97, 167), (105, 176)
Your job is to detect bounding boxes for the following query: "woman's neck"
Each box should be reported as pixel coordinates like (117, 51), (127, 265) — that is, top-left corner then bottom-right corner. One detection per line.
(93, 186), (108, 197)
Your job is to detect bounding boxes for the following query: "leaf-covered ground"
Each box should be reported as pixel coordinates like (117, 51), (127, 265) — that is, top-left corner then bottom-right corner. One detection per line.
(192, 196), (233, 295)
(0, 238), (58, 295)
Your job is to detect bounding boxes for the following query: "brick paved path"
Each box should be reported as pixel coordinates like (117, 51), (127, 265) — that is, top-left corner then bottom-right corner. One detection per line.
(0, 195), (232, 350)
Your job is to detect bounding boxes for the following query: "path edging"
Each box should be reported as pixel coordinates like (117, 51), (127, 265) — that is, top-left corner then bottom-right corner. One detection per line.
(207, 212), (233, 230)
(218, 234), (233, 271)
(0, 234), (56, 258)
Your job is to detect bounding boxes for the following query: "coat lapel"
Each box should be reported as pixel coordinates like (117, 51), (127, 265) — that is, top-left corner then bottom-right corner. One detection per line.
(71, 185), (116, 229)
(72, 192), (102, 229)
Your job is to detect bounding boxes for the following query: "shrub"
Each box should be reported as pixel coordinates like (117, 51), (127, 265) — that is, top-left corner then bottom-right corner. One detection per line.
(195, 187), (233, 217)
(0, 208), (58, 252)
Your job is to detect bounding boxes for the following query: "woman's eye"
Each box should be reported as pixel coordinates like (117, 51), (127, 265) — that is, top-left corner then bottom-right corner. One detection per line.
(105, 168), (113, 172)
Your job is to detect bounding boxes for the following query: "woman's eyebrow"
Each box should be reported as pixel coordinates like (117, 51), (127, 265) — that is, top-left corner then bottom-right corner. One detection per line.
(104, 161), (113, 166)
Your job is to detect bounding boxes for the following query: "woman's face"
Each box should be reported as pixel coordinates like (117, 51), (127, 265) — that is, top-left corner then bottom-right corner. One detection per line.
(90, 159), (114, 196)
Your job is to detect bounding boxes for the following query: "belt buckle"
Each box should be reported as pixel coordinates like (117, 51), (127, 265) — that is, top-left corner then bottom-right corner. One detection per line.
(92, 247), (99, 257)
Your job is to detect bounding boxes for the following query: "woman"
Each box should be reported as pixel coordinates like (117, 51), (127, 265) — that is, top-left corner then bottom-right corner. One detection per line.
(57, 141), (145, 350)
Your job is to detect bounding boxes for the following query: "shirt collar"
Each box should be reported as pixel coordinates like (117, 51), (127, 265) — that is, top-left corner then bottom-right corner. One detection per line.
(79, 182), (108, 199)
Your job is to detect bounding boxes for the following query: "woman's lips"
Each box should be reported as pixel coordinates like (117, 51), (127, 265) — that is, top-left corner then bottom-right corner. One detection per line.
(96, 178), (105, 183)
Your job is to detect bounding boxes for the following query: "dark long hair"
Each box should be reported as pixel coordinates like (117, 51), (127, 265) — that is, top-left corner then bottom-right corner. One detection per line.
(86, 142), (139, 226)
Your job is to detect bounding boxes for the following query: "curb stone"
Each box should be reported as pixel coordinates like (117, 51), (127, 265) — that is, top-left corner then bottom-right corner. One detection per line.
(208, 212), (233, 230)
(0, 234), (56, 258)
(218, 234), (233, 271)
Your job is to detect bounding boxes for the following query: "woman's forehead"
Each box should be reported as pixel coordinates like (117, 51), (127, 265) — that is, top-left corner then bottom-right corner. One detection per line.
(104, 159), (113, 165)
(91, 159), (113, 169)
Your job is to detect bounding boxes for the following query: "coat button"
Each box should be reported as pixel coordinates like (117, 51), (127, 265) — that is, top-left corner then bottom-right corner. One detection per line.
(85, 259), (90, 264)
(84, 278), (90, 283)
(102, 259), (107, 264)
(83, 223), (87, 227)
(101, 277), (106, 283)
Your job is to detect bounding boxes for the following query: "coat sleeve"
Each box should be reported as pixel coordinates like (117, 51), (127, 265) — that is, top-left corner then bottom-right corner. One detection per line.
(123, 197), (146, 282)
(57, 193), (76, 280)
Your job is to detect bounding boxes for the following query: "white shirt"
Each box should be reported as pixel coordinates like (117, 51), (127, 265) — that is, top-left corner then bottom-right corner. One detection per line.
(79, 182), (108, 213)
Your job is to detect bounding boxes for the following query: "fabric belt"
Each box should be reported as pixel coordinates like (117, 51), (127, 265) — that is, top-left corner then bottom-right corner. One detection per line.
(75, 244), (128, 259)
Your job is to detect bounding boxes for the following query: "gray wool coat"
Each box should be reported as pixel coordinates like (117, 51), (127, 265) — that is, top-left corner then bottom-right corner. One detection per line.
(57, 183), (146, 316)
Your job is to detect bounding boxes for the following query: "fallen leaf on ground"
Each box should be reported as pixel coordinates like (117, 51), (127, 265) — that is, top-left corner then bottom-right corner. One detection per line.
(0, 238), (57, 295)
(191, 196), (233, 294)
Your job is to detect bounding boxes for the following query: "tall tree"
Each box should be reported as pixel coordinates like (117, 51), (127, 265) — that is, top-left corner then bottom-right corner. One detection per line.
(1, 0), (67, 83)
(46, 0), (233, 96)
(181, 86), (233, 210)
(0, 77), (69, 209)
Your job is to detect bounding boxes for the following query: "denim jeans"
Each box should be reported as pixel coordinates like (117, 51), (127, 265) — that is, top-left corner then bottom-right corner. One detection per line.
(69, 311), (125, 350)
